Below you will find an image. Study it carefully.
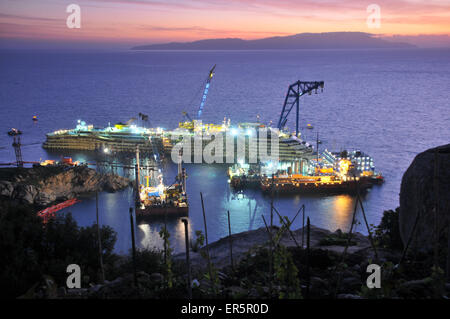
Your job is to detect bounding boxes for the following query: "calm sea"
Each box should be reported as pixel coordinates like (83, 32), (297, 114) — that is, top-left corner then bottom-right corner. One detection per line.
(0, 49), (449, 253)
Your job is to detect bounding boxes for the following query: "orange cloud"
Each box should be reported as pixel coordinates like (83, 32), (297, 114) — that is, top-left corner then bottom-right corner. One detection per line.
(0, 0), (448, 46)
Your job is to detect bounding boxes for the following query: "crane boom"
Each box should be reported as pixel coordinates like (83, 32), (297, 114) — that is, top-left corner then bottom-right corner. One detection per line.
(197, 64), (216, 119)
(182, 111), (193, 122)
(277, 80), (324, 136)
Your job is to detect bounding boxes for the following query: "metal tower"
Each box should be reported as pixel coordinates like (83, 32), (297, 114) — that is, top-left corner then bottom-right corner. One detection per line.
(277, 81), (324, 136)
(12, 136), (23, 167)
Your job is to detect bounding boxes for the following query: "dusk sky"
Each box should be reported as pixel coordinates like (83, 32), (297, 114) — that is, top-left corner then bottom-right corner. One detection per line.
(1, 0), (449, 49)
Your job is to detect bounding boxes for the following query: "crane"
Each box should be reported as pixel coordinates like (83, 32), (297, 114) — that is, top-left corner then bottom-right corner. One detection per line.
(197, 64), (216, 119)
(277, 80), (324, 137)
(182, 65), (216, 125)
(182, 111), (193, 122)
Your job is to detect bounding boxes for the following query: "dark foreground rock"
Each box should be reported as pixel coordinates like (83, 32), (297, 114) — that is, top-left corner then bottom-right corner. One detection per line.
(20, 221), (448, 299)
(399, 144), (450, 251)
(0, 165), (130, 206)
(174, 225), (371, 270)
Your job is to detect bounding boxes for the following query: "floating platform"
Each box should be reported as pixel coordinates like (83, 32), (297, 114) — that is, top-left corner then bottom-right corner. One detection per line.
(136, 205), (189, 219)
(261, 176), (372, 194)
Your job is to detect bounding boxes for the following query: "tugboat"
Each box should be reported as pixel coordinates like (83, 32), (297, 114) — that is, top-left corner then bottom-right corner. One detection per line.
(363, 172), (384, 185)
(7, 128), (22, 136)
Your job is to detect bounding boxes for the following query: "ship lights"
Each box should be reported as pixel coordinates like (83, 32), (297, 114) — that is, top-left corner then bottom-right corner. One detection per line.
(339, 159), (351, 175)
(76, 120), (88, 131)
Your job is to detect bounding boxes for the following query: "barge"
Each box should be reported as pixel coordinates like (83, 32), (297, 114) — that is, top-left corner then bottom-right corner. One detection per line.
(136, 160), (189, 219)
(261, 175), (371, 194)
(229, 148), (383, 194)
(136, 183), (188, 218)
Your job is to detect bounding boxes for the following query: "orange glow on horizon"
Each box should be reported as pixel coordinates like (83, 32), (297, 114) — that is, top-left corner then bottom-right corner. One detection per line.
(0, 0), (449, 47)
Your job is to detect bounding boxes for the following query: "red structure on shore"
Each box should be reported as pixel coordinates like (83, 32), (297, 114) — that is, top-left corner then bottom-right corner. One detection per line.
(37, 198), (80, 223)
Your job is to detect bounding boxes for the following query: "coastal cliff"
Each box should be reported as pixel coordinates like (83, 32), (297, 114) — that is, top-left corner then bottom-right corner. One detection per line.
(0, 165), (130, 206)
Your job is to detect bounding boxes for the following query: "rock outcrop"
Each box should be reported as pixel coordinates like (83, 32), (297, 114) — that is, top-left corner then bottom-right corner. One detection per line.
(0, 165), (131, 206)
(399, 144), (450, 251)
(174, 225), (371, 270)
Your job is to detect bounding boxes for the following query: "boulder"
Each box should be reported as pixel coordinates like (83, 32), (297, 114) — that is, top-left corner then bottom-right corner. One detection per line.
(149, 272), (164, 283)
(0, 181), (13, 197)
(13, 184), (37, 204)
(34, 192), (58, 206)
(310, 276), (329, 296)
(399, 144), (450, 251)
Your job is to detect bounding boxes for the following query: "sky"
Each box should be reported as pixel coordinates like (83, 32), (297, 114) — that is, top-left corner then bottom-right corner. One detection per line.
(0, 0), (449, 49)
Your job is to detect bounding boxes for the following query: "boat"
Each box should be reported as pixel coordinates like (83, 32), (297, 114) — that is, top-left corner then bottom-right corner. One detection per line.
(228, 163), (264, 189)
(261, 174), (371, 194)
(229, 150), (383, 195)
(136, 164), (189, 218)
(7, 128), (22, 136)
(33, 115), (38, 122)
(364, 173), (384, 185)
(136, 183), (188, 218)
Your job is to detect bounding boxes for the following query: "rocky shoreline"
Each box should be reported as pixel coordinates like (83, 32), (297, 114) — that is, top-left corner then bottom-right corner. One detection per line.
(0, 165), (131, 207)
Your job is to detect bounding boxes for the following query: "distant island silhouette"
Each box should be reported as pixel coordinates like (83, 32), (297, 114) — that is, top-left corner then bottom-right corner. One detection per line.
(132, 32), (416, 50)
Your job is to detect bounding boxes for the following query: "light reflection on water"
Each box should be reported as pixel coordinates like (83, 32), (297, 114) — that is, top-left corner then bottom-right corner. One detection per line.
(43, 154), (373, 254)
(329, 195), (355, 231)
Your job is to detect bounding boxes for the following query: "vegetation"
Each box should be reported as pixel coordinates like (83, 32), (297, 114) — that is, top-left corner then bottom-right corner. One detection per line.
(319, 229), (357, 246)
(159, 226), (174, 288)
(190, 230), (205, 252)
(0, 201), (118, 298)
(374, 208), (403, 250)
(1, 201), (448, 299)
